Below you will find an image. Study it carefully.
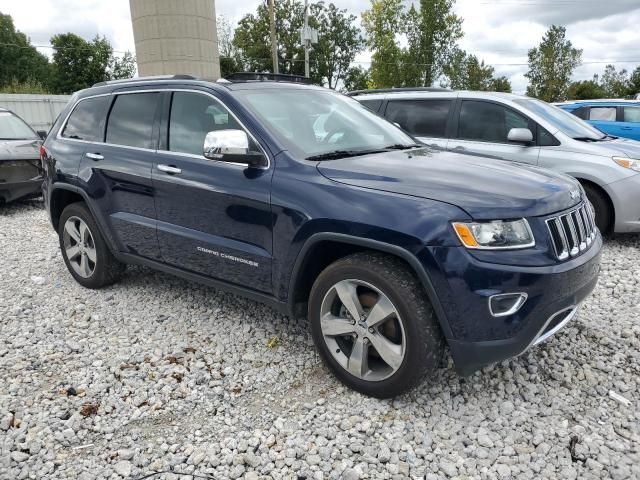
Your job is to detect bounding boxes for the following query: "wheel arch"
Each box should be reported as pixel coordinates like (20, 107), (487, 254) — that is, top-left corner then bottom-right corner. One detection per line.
(575, 177), (615, 231)
(49, 184), (119, 254)
(287, 233), (453, 339)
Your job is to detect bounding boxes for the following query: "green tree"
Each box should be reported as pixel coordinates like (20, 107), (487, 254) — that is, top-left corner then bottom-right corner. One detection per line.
(50, 34), (113, 93)
(361, 0), (405, 88)
(342, 65), (371, 92)
(308, 2), (364, 89)
(442, 49), (511, 92)
(233, 0), (305, 75)
(490, 76), (512, 93)
(630, 67), (640, 96)
(525, 25), (582, 102)
(566, 79), (605, 100)
(217, 15), (244, 77)
(599, 64), (630, 98)
(0, 13), (50, 88)
(108, 51), (136, 80)
(362, 0), (462, 88)
(410, 0), (463, 86)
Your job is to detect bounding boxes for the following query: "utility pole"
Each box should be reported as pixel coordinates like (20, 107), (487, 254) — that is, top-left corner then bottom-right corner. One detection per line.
(268, 0), (279, 74)
(303, 0), (310, 78)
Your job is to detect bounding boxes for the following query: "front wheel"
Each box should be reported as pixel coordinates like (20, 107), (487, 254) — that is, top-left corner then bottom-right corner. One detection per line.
(309, 252), (444, 398)
(582, 183), (612, 234)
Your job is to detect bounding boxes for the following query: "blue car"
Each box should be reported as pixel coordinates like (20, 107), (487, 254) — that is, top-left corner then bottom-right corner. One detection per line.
(41, 74), (601, 397)
(556, 100), (640, 141)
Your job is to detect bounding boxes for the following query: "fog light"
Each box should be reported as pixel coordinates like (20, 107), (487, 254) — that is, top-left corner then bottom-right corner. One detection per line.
(489, 293), (528, 317)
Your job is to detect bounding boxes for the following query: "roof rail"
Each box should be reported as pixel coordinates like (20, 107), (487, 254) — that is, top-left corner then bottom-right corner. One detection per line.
(92, 74), (197, 88)
(346, 87), (451, 96)
(224, 72), (311, 84)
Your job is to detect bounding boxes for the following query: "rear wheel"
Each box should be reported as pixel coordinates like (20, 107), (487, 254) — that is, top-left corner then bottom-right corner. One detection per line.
(582, 183), (612, 234)
(309, 252), (443, 398)
(58, 202), (125, 288)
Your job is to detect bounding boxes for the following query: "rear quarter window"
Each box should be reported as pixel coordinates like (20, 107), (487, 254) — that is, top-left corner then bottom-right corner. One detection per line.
(61, 96), (110, 142)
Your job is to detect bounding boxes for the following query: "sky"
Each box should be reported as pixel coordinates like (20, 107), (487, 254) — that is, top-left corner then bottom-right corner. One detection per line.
(1, 0), (639, 93)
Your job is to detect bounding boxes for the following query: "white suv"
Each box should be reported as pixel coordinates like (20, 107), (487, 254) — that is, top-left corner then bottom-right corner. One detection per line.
(350, 90), (640, 233)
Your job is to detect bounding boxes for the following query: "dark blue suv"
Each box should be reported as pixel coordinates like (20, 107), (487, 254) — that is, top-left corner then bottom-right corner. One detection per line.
(42, 75), (602, 397)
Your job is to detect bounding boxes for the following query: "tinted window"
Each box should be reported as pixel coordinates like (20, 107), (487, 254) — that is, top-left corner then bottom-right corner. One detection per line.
(359, 99), (382, 112)
(106, 93), (159, 149)
(61, 96), (109, 142)
(538, 125), (559, 147)
(385, 100), (452, 137)
(168, 91), (242, 156)
(589, 107), (616, 121)
(624, 107), (640, 123)
(458, 100), (528, 143)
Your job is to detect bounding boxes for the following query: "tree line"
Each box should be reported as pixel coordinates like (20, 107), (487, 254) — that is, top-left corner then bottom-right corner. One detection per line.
(2, 2), (640, 100)
(0, 13), (135, 94)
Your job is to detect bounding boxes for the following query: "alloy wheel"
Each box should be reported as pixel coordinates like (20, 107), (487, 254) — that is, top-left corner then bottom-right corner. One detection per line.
(63, 216), (97, 278)
(319, 279), (406, 381)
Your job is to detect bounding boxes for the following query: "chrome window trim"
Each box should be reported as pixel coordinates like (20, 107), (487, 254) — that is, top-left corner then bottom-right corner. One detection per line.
(55, 88), (271, 170)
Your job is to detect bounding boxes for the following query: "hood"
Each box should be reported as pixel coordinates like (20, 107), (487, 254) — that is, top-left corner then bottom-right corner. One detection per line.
(595, 137), (640, 159)
(0, 139), (41, 162)
(317, 147), (582, 220)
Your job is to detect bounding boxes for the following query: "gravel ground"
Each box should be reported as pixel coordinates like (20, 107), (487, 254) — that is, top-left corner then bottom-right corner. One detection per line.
(1, 199), (639, 480)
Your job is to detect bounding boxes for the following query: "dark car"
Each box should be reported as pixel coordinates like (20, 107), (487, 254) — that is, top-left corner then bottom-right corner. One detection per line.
(41, 75), (601, 398)
(0, 108), (45, 204)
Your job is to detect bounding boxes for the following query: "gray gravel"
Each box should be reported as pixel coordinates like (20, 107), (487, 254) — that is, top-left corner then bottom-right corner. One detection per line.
(1, 199), (639, 480)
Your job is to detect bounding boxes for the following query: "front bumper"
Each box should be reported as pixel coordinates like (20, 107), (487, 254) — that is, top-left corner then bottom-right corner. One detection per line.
(424, 234), (602, 375)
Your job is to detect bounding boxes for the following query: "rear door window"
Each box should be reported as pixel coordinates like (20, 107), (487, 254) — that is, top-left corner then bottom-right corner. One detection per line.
(61, 96), (110, 142)
(623, 107), (640, 123)
(589, 107), (616, 121)
(385, 99), (452, 138)
(457, 100), (529, 143)
(106, 93), (160, 149)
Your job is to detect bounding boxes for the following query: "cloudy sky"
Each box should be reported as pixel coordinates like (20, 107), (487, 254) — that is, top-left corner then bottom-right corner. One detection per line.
(1, 0), (639, 93)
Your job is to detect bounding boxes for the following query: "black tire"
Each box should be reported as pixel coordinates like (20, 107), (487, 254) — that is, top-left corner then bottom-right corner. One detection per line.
(309, 252), (444, 398)
(58, 202), (125, 288)
(582, 183), (612, 234)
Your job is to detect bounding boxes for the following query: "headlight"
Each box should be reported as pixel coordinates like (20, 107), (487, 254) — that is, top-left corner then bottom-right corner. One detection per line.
(452, 219), (535, 249)
(613, 157), (640, 172)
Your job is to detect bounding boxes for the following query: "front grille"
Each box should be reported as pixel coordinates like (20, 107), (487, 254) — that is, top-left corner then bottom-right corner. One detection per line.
(546, 203), (597, 260)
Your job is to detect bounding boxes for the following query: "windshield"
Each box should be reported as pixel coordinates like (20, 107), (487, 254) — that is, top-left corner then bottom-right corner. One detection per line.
(0, 111), (37, 140)
(514, 98), (606, 141)
(235, 89), (417, 159)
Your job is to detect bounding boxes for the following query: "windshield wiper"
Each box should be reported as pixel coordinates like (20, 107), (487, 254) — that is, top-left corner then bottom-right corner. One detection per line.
(382, 143), (422, 150)
(306, 149), (387, 161)
(572, 136), (605, 142)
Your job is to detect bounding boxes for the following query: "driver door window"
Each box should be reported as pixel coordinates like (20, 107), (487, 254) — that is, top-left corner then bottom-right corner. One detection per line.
(168, 91), (255, 156)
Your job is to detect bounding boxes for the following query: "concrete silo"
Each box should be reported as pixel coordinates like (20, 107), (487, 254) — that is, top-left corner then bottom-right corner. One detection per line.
(129, 0), (221, 79)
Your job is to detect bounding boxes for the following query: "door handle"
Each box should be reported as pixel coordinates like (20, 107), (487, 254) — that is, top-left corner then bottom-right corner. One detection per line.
(453, 146), (467, 151)
(158, 164), (182, 175)
(621, 127), (633, 130)
(85, 152), (103, 161)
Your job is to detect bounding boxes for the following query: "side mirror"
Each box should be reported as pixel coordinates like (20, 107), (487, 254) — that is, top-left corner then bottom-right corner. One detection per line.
(203, 129), (266, 168)
(507, 128), (533, 144)
(37, 130), (47, 140)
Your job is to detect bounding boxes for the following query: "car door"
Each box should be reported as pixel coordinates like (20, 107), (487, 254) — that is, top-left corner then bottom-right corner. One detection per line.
(78, 91), (162, 261)
(620, 106), (640, 141)
(383, 98), (453, 148)
(152, 89), (274, 293)
(447, 99), (540, 165)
